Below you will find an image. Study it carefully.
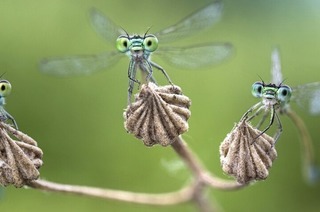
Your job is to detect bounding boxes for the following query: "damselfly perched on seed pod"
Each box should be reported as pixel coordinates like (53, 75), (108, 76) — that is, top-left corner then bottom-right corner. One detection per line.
(221, 48), (320, 183)
(40, 1), (232, 104)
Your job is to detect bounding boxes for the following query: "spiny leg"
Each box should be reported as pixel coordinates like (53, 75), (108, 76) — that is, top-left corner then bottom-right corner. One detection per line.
(149, 61), (173, 85)
(246, 105), (266, 123)
(5, 111), (18, 129)
(253, 105), (276, 143)
(240, 102), (263, 122)
(139, 60), (157, 85)
(272, 111), (282, 144)
(145, 62), (157, 84)
(255, 110), (269, 129)
(127, 60), (139, 104)
(149, 74), (157, 84)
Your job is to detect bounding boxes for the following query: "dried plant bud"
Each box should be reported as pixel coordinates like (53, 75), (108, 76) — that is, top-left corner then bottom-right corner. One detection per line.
(0, 123), (43, 187)
(220, 119), (277, 184)
(124, 83), (191, 146)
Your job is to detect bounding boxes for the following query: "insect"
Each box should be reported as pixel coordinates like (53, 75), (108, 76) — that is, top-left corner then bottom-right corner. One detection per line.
(241, 50), (292, 143)
(0, 80), (18, 129)
(40, 1), (233, 103)
(242, 48), (320, 183)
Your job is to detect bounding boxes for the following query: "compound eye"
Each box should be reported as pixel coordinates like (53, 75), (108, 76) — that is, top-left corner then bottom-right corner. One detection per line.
(143, 35), (158, 52)
(251, 82), (264, 98)
(0, 80), (12, 97)
(277, 85), (292, 102)
(116, 36), (130, 53)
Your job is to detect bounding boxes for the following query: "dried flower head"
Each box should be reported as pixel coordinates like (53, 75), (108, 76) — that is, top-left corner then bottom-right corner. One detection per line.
(124, 83), (191, 146)
(0, 123), (43, 187)
(220, 119), (277, 184)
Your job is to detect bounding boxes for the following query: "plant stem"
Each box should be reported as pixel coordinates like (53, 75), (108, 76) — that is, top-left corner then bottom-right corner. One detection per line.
(286, 109), (317, 182)
(170, 136), (246, 211)
(28, 179), (194, 205)
(26, 136), (245, 211)
(171, 136), (245, 190)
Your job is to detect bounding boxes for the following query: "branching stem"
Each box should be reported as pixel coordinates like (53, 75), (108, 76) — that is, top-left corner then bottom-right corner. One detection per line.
(26, 136), (245, 212)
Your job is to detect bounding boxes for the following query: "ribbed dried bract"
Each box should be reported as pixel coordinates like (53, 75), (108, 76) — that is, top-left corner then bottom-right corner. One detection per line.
(0, 123), (43, 187)
(124, 83), (191, 146)
(220, 120), (277, 184)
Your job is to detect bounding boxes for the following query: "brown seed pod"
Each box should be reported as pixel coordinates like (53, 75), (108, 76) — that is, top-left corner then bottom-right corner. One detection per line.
(124, 83), (191, 146)
(220, 119), (277, 184)
(0, 123), (43, 187)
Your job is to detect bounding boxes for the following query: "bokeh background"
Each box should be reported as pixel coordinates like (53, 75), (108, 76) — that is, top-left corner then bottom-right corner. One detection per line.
(1, 0), (320, 211)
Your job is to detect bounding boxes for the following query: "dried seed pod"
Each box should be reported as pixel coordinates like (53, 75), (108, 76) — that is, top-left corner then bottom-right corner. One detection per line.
(0, 123), (43, 187)
(124, 83), (191, 146)
(220, 119), (277, 184)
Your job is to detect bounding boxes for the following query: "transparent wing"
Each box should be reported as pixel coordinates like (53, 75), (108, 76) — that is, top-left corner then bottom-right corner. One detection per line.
(292, 82), (320, 115)
(307, 165), (320, 184)
(89, 8), (125, 43)
(270, 48), (283, 85)
(156, 43), (233, 69)
(155, 1), (223, 43)
(39, 51), (122, 77)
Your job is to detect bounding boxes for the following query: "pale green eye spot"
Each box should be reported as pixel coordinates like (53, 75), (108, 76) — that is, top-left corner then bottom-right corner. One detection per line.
(0, 80), (12, 97)
(277, 85), (292, 102)
(116, 36), (130, 53)
(251, 82), (263, 98)
(143, 35), (158, 52)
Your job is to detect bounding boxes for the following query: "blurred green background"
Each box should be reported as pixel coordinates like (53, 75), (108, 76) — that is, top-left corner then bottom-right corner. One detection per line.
(1, 0), (320, 211)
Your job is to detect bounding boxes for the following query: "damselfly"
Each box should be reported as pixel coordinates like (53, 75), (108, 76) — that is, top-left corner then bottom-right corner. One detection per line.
(241, 48), (320, 183)
(0, 80), (18, 129)
(40, 1), (232, 103)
